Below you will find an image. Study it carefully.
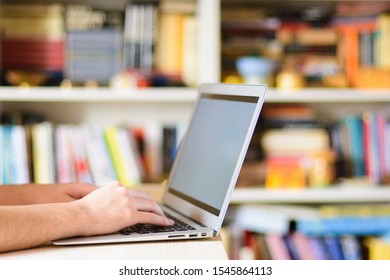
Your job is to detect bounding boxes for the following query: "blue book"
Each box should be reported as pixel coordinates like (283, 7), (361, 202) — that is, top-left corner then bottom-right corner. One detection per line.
(343, 116), (365, 177)
(340, 236), (362, 260)
(308, 236), (330, 260)
(297, 217), (390, 236)
(324, 236), (345, 260)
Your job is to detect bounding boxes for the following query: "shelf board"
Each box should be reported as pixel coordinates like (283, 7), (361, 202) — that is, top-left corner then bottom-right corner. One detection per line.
(0, 87), (198, 103)
(1, 87), (390, 103)
(231, 186), (390, 204)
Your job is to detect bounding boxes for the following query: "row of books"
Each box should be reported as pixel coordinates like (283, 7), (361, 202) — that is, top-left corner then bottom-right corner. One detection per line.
(220, 1), (390, 88)
(232, 204), (390, 236)
(1, 3), (65, 86)
(258, 105), (390, 188)
(0, 122), (185, 186)
(330, 112), (390, 184)
(0, 1), (198, 87)
(223, 204), (390, 259)
(224, 230), (371, 260)
(65, 5), (123, 85)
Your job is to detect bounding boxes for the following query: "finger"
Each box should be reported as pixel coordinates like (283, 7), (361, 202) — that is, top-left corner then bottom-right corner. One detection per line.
(130, 197), (165, 216)
(134, 211), (174, 226)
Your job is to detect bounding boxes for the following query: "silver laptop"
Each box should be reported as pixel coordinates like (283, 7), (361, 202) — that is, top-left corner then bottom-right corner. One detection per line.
(53, 83), (266, 245)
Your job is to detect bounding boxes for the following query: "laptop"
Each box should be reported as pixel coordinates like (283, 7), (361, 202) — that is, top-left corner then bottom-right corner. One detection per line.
(53, 83), (267, 245)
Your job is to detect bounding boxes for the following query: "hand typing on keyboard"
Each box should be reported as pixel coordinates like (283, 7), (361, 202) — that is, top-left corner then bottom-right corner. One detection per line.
(77, 181), (174, 236)
(120, 212), (196, 235)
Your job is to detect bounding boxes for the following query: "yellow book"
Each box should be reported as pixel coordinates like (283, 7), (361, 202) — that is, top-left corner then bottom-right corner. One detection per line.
(104, 126), (137, 187)
(155, 12), (184, 76)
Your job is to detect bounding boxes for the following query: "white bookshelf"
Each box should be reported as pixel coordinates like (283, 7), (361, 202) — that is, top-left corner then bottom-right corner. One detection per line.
(2, 0), (390, 205)
(0, 86), (198, 103)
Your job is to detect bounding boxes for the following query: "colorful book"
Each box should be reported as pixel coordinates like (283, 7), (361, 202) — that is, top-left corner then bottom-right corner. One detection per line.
(82, 125), (117, 187)
(104, 126), (141, 187)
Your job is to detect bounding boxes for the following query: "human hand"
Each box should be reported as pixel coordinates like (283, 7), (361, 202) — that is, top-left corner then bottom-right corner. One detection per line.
(76, 181), (174, 236)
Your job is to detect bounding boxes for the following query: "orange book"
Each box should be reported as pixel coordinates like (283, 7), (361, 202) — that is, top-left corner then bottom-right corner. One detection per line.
(335, 21), (376, 87)
(265, 156), (307, 189)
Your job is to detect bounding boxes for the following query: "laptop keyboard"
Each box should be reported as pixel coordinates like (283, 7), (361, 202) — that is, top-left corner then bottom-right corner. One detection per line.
(119, 212), (196, 235)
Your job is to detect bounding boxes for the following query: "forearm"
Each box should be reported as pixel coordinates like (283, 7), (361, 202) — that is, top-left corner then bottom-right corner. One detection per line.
(0, 201), (88, 253)
(0, 183), (96, 206)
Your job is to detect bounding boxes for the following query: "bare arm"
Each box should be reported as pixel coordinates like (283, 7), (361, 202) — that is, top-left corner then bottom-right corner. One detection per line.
(0, 181), (173, 253)
(0, 183), (97, 205)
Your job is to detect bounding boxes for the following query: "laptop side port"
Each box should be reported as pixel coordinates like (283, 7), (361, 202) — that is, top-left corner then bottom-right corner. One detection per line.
(189, 234), (198, 237)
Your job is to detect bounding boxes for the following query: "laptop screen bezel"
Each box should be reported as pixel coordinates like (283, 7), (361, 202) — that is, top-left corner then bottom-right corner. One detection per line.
(162, 83), (266, 233)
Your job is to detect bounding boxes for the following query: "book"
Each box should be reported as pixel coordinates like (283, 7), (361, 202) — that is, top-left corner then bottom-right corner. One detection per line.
(162, 126), (177, 176)
(307, 236), (330, 260)
(155, 11), (185, 77)
(333, 18), (377, 87)
(324, 236), (345, 260)
(377, 14), (390, 69)
(297, 216), (390, 236)
(362, 112), (381, 183)
(264, 155), (307, 189)
(82, 125), (117, 187)
(182, 14), (198, 87)
(123, 1), (158, 73)
(340, 235), (362, 260)
(143, 123), (163, 182)
(341, 116), (365, 177)
(70, 126), (93, 184)
(264, 234), (291, 260)
(104, 126), (142, 187)
(1, 126), (12, 184)
(319, 204), (390, 217)
(278, 27), (337, 46)
(289, 232), (316, 260)
(365, 235), (390, 260)
(10, 125), (29, 184)
(261, 128), (330, 156)
(232, 204), (319, 235)
(55, 125), (77, 183)
(31, 122), (55, 184)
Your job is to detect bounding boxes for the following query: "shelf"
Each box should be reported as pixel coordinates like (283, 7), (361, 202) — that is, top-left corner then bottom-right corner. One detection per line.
(1, 86), (390, 103)
(231, 186), (390, 204)
(0, 87), (198, 103)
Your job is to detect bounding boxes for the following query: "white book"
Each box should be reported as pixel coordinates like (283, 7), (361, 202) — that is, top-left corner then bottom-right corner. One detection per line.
(0, 126), (3, 184)
(117, 127), (143, 186)
(55, 125), (77, 183)
(232, 205), (319, 235)
(11, 125), (29, 184)
(82, 125), (117, 187)
(70, 126), (93, 184)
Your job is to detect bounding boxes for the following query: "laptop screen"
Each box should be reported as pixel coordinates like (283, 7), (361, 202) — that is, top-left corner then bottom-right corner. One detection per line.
(168, 93), (259, 216)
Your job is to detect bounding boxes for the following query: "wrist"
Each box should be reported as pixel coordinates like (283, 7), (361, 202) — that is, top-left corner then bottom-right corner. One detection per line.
(69, 199), (94, 236)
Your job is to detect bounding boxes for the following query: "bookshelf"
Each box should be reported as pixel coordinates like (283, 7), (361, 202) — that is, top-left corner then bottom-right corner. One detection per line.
(219, 0), (390, 260)
(2, 0), (390, 259)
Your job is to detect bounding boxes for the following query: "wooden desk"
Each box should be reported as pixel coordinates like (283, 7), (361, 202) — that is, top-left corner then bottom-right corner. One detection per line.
(0, 185), (228, 260)
(0, 236), (228, 260)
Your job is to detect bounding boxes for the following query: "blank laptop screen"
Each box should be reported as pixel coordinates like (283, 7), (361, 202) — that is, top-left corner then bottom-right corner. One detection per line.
(168, 93), (259, 215)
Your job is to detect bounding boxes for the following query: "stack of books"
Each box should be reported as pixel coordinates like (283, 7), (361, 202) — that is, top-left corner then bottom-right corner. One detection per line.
(65, 5), (123, 86)
(1, 3), (65, 86)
